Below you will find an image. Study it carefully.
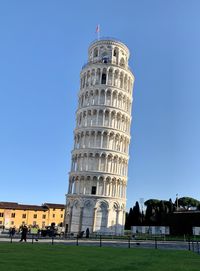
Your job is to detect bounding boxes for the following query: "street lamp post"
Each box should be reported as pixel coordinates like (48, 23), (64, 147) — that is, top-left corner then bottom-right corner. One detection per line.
(176, 194), (178, 210)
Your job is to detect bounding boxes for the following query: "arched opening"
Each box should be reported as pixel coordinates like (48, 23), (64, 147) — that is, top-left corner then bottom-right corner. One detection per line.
(95, 153), (100, 171)
(82, 153), (87, 171)
(81, 201), (93, 232)
(89, 91), (94, 105)
(92, 109), (97, 125)
(91, 69), (95, 85)
(95, 202), (108, 233)
(71, 200), (81, 232)
(98, 177), (104, 195)
(102, 51), (110, 63)
(113, 47), (119, 64)
(104, 110), (109, 126)
(91, 176), (97, 195)
(108, 69), (113, 85)
(100, 153), (106, 172)
(106, 90), (111, 106)
(100, 89), (105, 104)
(88, 153), (94, 171)
(96, 68), (101, 84)
(107, 155), (112, 173)
(90, 131), (95, 147)
(94, 89), (99, 105)
(102, 132), (108, 148)
(98, 110), (103, 126)
(120, 58), (125, 67)
(114, 70), (119, 87)
(87, 111), (92, 127)
(85, 176), (91, 195)
(94, 47), (98, 57)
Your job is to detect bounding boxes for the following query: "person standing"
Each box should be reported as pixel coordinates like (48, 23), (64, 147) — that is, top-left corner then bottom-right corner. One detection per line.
(86, 228), (90, 238)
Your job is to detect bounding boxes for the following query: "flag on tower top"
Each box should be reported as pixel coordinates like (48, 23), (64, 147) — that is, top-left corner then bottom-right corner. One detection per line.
(96, 24), (100, 40)
(96, 24), (100, 33)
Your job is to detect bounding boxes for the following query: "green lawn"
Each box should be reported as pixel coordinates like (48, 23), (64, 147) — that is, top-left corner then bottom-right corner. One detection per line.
(0, 243), (199, 271)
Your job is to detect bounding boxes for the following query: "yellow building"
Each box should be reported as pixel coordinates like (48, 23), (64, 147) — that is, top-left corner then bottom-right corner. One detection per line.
(0, 202), (65, 229)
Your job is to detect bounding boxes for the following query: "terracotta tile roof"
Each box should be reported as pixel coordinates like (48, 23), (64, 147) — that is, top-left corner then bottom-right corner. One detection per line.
(0, 202), (65, 211)
(0, 202), (19, 209)
(43, 203), (65, 209)
(17, 204), (47, 211)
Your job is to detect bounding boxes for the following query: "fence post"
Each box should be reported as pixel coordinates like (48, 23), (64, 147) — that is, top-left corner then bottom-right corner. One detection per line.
(32, 235), (34, 244)
(52, 236), (54, 245)
(197, 241), (199, 254)
(76, 236), (79, 246)
(188, 237), (191, 251)
(10, 235), (12, 244)
(192, 240), (194, 252)
(128, 236), (131, 248)
(155, 237), (157, 249)
(100, 235), (102, 247)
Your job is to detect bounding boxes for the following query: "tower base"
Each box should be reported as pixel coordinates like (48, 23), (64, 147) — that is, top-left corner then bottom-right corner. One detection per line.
(64, 194), (126, 235)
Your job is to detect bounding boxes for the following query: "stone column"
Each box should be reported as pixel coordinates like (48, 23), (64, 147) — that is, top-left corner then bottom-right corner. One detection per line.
(68, 206), (73, 233)
(79, 207), (84, 232)
(92, 208), (97, 233)
(115, 210), (119, 234)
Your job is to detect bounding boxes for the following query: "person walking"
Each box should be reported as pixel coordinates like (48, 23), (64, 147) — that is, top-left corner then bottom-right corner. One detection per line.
(19, 224), (28, 242)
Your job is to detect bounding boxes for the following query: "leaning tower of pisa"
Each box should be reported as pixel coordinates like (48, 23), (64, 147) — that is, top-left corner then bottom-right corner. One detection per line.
(65, 38), (134, 235)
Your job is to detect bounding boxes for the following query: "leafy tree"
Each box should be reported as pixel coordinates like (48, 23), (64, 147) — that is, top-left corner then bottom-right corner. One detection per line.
(132, 201), (142, 225)
(177, 197), (200, 210)
(144, 199), (160, 208)
(124, 212), (130, 230)
(168, 198), (175, 213)
(125, 202), (142, 228)
(144, 198), (176, 225)
(124, 208), (133, 229)
(145, 204), (153, 225)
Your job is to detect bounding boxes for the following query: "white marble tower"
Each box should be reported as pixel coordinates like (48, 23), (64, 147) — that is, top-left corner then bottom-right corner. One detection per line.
(65, 38), (134, 235)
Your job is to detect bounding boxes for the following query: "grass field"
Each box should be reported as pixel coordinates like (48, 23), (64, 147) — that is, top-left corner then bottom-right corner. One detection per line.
(0, 243), (200, 271)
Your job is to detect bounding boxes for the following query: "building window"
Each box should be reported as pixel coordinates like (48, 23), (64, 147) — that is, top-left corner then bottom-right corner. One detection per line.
(113, 49), (117, 56)
(0, 213), (4, 218)
(53, 208), (56, 211)
(42, 222), (45, 228)
(52, 214), (55, 218)
(11, 221), (14, 225)
(33, 221), (36, 226)
(101, 73), (106, 84)
(0, 221), (2, 225)
(22, 214), (26, 219)
(42, 214), (46, 219)
(11, 213), (15, 218)
(91, 186), (96, 195)
(61, 214), (63, 218)
(33, 214), (37, 219)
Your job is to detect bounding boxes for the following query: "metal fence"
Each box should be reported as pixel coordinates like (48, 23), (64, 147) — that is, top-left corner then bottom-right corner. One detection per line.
(0, 233), (200, 255)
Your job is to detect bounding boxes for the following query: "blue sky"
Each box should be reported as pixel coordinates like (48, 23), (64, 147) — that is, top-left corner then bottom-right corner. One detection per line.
(0, 0), (200, 210)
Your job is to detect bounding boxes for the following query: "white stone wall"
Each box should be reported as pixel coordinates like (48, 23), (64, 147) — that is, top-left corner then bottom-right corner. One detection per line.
(65, 39), (134, 235)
